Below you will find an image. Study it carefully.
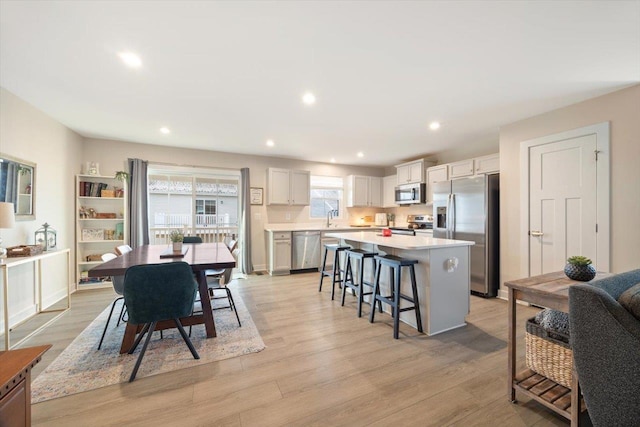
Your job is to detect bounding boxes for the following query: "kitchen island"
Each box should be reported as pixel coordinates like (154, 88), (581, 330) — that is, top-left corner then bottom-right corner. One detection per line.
(326, 231), (475, 336)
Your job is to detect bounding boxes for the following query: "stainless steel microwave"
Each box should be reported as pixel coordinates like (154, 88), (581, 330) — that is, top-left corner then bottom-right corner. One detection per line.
(395, 183), (426, 205)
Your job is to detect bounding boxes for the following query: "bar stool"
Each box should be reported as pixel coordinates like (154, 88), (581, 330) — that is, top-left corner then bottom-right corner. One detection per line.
(370, 254), (423, 339)
(318, 243), (351, 300)
(342, 248), (382, 317)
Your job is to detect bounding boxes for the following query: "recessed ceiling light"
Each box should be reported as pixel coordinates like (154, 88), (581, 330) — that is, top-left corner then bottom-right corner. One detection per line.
(357, 152), (364, 158)
(330, 158), (336, 163)
(266, 139), (275, 147)
(429, 121), (441, 130)
(118, 52), (142, 68)
(160, 127), (170, 134)
(302, 92), (316, 105)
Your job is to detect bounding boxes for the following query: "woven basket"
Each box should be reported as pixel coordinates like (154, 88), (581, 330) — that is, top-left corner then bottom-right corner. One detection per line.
(525, 318), (573, 388)
(6, 245), (44, 257)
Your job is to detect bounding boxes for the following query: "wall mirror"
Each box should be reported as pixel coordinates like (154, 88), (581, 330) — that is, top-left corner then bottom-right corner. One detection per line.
(0, 153), (36, 220)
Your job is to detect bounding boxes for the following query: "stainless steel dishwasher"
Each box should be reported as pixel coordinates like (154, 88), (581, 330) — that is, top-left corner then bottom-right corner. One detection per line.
(292, 231), (321, 271)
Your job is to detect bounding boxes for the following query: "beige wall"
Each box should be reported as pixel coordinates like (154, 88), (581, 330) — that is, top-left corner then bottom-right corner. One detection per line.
(499, 84), (640, 290)
(82, 138), (386, 270)
(0, 87), (83, 256)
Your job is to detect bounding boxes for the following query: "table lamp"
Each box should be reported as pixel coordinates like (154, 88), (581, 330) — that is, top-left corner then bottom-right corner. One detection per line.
(0, 202), (16, 257)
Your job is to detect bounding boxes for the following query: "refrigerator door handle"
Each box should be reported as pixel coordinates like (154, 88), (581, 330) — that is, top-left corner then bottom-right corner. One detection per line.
(450, 193), (456, 239)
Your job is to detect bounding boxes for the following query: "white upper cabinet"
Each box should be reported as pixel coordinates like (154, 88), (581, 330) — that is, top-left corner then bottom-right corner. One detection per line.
(425, 165), (448, 203)
(369, 176), (382, 207)
(474, 153), (500, 175)
(267, 168), (291, 205)
(290, 170), (310, 205)
(395, 159), (436, 185)
(447, 154), (500, 179)
(448, 159), (475, 179)
(267, 168), (310, 205)
(382, 175), (397, 207)
(346, 175), (382, 207)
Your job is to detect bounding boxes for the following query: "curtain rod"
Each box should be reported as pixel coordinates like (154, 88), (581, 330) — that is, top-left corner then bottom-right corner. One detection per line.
(147, 160), (241, 173)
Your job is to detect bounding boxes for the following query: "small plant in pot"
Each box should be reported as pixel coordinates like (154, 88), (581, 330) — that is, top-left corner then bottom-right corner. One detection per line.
(564, 256), (596, 281)
(169, 229), (184, 252)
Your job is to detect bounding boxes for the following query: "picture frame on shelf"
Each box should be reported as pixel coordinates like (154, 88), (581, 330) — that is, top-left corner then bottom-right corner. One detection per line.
(250, 187), (263, 205)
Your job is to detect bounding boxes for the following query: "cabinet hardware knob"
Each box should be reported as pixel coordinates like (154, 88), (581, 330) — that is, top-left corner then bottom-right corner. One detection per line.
(530, 230), (544, 237)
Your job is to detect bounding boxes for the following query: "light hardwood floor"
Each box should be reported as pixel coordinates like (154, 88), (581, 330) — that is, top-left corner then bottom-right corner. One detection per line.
(20, 272), (569, 426)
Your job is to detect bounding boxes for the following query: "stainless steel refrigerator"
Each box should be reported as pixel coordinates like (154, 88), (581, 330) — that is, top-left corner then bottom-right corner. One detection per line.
(432, 174), (500, 297)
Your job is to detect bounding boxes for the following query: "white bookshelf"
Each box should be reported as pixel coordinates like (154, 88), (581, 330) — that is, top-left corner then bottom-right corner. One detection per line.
(75, 174), (128, 289)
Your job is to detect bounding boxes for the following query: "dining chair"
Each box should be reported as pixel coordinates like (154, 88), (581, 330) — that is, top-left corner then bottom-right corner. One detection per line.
(206, 246), (241, 327)
(115, 244), (133, 256)
(124, 262), (200, 382)
(205, 239), (238, 279)
(97, 253), (126, 350)
(183, 236), (203, 243)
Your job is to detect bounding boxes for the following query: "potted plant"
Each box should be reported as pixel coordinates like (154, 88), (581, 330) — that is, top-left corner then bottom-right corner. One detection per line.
(387, 213), (395, 227)
(564, 255), (596, 281)
(169, 229), (184, 252)
(114, 171), (129, 182)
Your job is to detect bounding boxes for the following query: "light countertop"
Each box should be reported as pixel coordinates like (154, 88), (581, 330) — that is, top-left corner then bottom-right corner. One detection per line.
(325, 231), (474, 250)
(264, 224), (383, 232)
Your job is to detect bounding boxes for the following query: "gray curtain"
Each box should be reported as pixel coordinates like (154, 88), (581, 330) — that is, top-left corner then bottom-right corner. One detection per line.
(128, 158), (149, 248)
(239, 167), (253, 274)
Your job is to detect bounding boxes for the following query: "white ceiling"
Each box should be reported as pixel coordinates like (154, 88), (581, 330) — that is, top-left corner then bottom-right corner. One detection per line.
(1, 1), (638, 167)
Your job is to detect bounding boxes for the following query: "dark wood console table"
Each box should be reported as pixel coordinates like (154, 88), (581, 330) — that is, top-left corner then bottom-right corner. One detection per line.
(505, 271), (609, 426)
(0, 344), (51, 426)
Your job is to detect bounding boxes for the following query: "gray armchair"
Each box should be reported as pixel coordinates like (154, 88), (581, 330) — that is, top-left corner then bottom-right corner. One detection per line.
(568, 269), (640, 427)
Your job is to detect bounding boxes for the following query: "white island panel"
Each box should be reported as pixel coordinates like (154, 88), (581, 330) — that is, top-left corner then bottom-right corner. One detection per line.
(327, 231), (473, 336)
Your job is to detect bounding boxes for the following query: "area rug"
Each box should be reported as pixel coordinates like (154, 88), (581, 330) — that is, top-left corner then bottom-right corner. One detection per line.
(31, 290), (265, 403)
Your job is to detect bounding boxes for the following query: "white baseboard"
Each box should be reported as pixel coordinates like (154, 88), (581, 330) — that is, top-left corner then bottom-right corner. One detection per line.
(0, 304), (38, 332)
(253, 263), (267, 272)
(42, 288), (68, 310)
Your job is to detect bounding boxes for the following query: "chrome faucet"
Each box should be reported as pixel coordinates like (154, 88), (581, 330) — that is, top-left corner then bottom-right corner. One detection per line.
(326, 210), (334, 227)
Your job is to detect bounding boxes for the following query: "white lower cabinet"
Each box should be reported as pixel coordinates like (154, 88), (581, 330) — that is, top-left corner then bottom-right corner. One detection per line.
(267, 231), (291, 275)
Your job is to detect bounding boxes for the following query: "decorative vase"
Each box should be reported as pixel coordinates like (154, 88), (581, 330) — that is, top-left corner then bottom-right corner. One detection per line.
(564, 263), (596, 281)
(172, 242), (183, 253)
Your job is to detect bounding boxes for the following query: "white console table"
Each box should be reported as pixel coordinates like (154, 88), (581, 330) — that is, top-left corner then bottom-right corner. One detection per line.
(1, 249), (71, 350)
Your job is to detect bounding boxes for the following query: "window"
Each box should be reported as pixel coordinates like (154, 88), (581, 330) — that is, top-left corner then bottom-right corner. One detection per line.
(196, 199), (216, 215)
(147, 166), (240, 242)
(310, 176), (343, 218)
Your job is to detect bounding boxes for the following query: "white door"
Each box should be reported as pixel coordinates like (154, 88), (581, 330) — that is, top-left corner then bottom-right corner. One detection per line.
(522, 122), (610, 276)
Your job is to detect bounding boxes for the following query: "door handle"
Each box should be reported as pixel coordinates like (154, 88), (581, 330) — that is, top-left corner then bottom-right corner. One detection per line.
(530, 230), (544, 237)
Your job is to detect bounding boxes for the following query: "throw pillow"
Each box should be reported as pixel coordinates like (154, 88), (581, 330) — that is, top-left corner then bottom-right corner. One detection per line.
(534, 308), (570, 340)
(618, 282), (640, 321)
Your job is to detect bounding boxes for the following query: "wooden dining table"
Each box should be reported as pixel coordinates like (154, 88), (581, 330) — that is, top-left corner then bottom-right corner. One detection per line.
(88, 243), (236, 353)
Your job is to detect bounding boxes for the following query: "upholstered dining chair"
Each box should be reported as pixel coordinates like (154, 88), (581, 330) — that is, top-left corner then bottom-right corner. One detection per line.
(97, 253), (127, 350)
(183, 236), (203, 244)
(123, 262), (200, 382)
